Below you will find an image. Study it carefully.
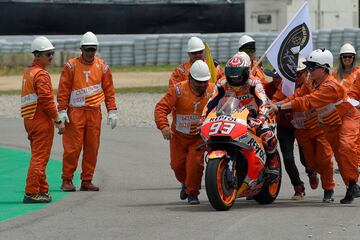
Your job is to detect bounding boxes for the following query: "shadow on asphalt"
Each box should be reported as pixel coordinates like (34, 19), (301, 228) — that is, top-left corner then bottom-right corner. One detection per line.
(127, 187), (180, 191)
(119, 196), (359, 212)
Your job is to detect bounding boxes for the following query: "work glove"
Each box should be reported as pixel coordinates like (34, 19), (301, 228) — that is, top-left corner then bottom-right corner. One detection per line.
(59, 110), (70, 123)
(107, 110), (118, 129)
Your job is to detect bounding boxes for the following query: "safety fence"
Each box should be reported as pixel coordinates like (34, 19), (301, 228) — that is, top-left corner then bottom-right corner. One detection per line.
(1, 28), (360, 66)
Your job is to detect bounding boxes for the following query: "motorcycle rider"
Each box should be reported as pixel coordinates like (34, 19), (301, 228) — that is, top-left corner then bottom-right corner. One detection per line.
(155, 60), (215, 205)
(202, 52), (277, 160)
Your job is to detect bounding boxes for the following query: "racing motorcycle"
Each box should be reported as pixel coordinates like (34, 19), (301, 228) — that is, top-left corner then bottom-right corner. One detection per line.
(199, 97), (281, 211)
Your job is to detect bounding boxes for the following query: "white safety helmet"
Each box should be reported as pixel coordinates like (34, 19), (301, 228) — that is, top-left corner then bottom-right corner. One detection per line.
(80, 31), (99, 46)
(187, 37), (205, 53)
(238, 35), (255, 49)
(305, 49), (333, 69)
(31, 36), (55, 53)
(340, 43), (356, 55)
(297, 55), (307, 71)
(189, 60), (210, 82)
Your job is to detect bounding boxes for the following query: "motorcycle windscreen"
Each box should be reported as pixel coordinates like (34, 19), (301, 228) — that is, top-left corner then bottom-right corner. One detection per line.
(216, 96), (244, 116)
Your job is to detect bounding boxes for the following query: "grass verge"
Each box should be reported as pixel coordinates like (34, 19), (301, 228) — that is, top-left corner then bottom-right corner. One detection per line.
(0, 65), (177, 76)
(0, 86), (167, 95)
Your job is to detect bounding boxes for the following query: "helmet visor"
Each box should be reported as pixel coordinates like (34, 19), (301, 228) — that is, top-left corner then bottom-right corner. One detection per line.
(225, 66), (249, 78)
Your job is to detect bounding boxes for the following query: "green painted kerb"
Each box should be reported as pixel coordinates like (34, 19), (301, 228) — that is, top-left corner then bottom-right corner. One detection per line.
(0, 146), (79, 222)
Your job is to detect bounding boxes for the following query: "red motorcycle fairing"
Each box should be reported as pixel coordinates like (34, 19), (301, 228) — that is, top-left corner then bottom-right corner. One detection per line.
(241, 147), (263, 180)
(201, 117), (248, 141)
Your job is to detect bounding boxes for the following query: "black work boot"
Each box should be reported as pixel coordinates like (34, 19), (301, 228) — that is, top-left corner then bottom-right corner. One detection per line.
(349, 182), (360, 198)
(340, 188), (354, 204)
(340, 181), (359, 204)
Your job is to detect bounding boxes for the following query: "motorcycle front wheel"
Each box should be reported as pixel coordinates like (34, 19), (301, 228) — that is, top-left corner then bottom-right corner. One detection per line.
(205, 158), (236, 211)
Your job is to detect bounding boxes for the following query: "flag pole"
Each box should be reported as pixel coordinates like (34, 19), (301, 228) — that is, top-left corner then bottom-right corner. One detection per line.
(251, 52), (267, 74)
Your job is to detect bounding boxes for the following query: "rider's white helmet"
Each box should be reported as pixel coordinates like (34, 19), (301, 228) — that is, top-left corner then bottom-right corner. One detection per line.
(189, 60), (210, 82)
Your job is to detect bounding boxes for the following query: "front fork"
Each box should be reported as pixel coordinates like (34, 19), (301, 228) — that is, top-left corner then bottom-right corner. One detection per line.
(225, 159), (237, 187)
(208, 150), (238, 188)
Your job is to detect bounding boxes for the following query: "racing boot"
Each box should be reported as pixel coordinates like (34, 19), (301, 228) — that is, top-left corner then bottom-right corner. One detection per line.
(265, 152), (281, 181)
(61, 180), (76, 192)
(80, 181), (99, 191)
(322, 189), (334, 203)
(180, 183), (188, 200)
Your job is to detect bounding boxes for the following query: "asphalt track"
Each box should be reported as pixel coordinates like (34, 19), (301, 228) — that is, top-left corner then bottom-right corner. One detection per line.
(1, 117), (360, 240)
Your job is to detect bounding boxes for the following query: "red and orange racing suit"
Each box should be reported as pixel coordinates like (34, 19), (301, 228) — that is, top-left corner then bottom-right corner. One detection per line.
(203, 76), (277, 155)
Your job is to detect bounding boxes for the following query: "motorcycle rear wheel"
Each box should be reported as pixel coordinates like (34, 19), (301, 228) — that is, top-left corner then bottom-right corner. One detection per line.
(205, 158), (236, 211)
(254, 151), (282, 204)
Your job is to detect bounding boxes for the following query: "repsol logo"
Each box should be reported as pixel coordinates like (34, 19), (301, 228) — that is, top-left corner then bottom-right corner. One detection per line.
(247, 138), (266, 163)
(209, 116), (236, 122)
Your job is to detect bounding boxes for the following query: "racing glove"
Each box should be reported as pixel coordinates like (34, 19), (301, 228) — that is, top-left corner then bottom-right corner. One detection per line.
(248, 114), (266, 129)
